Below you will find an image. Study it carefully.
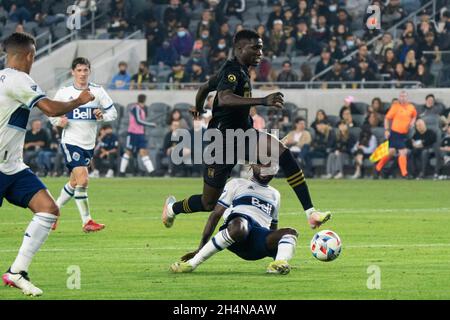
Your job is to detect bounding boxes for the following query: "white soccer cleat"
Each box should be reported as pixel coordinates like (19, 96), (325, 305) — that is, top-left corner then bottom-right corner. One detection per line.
(105, 169), (114, 178)
(308, 210), (332, 229)
(162, 196), (176, 228)
(2, 270), (43, 297)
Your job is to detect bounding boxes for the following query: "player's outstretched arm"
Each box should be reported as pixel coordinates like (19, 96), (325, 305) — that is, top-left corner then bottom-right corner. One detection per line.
(218, 90), (284, 109)
(180, 204), (226, 262)
(37, 89), (95, 117)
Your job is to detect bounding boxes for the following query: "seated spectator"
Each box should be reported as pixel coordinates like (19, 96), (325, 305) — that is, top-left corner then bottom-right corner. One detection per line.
(164, 0), (188, 26)
(350, 43), (378, 74)
(300, 63), (313, 81)
(342, 95), (358, 114)
(328, 36), (343, 61)
(420, 94), (444, 117)
(364, 111), (383, 128)
(155, 40), (179, 67)
(167, 108), (189, 129)
(215, 22), (233, 48)
(437, 125), (450, 178)
(108, 0), (131, 38)
(225, 0), (245, 20)
(187, 63), (207, 83)
(412, 63), (435, 88)
(419, 31), (440, 66)
(406, 119), (437, 178)
(196, 9), (217, 39)
(311, 109), (329, 132)
(167, 62), (189, 87)
(379, 48), (397, 80)
(325, 121), (355, 179)
(109, 61), (131, 90)
(171, 23), (194, 59)
(351, 124), (378, 179)
(305, 120), (335, 177)
(283, 8), (296, 36)
(382, 0), (405, 28)
(336, 8), (352, 31)
(144, 18), (165, 62)
(368, 97), (385, 115)
(373, 32), (395, 62)
(392, 62), (409, 87)
(209, 38), (230, 74)
(277, 61), (298, 83)
(162, 120), (189, 177)
(130, 61), (156, 90)
(24, 120), (52, 176)
(403, 49), (418, 75)
(340, 107), (355, 128)
(312, 14), (330, 45)
(315, 47), (334, 79)
(282, 117), (312, 167)
(250, 107), (265, 130)
(353, 59), (377, 88)
(292, 19), (320, 57)
(292, 0), (308, 21)
(397, 33), (418, 64)
(90, 125), (119, 178)
(324, 61), (349, 88)
(268, 19), (287, 58)
(266, 1), (284, 31)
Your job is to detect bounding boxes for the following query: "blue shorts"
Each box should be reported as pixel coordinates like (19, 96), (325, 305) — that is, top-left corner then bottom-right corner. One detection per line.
(126, 133), (147, 153)
(389, 131), (408, 150)
(0, 169), (47, 208)
(219, 212), (277, 261)
(61, 143), (94, 172)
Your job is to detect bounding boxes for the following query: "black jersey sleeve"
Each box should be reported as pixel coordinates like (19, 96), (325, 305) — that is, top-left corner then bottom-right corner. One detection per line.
(216, 66), (241, 92)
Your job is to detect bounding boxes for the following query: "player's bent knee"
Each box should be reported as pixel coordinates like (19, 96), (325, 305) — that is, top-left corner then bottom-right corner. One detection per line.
(227, 218), (249, 242)
(283, 227), (299, 238)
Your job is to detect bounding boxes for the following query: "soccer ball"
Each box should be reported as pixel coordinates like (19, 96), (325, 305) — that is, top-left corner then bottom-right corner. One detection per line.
(310, 230), (342, 262)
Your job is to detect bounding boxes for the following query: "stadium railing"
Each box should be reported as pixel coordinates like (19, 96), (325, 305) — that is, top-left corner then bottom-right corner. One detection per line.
(311, 0), (437, 82)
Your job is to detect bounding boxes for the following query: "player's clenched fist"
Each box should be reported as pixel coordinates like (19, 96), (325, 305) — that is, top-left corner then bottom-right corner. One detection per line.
(263, 92), (284, 109)
(77, 89), (95, 105)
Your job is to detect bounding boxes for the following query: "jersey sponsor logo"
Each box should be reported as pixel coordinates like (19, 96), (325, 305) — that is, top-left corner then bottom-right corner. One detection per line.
(67, 107), (96, 120)
(251, 197), (273, 215)
(227, 74), (237, 83)
(232, 195), (275, 216)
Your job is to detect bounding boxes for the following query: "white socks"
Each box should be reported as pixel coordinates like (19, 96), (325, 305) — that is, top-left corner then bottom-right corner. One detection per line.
(305, 207), (316, 219)
(142, 155), (154, 173)
(189, 229), (235, 269)
(10, 212), (57, 273)
(120, 154), (130, 173)
(275, 234), (297, 261)
(56, 182), (74, 208)
(74, 186), (92, 225)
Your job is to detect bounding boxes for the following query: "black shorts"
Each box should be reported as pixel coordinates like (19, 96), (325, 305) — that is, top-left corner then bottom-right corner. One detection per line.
(389, 131), (408, 150)
(203, 128), (259, 189)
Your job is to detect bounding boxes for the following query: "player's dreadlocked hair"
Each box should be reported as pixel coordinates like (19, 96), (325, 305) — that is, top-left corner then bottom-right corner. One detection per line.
(3, 32), (36, 52)
(71, 57), (91, 70)
(233, 29), (260, 46)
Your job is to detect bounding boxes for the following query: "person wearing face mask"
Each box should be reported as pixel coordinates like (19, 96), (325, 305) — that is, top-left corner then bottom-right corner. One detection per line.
(170, 163), (300, 276)
(130, 61), (156, 90)
(171, 24), (195, 58)
(108, 61), (131, 90)
(209, 38), (229, 73)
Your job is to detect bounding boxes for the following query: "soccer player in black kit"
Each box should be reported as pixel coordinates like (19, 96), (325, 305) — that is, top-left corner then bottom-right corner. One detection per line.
(162, 30), (331, 231)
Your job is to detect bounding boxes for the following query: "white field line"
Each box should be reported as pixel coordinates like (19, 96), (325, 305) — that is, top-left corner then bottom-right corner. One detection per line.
(0, 243), (450, 253)
(0, 207), (449, 226)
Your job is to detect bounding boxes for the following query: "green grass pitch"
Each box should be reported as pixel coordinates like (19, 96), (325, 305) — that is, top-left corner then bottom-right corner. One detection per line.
(1, 178), (449, 300)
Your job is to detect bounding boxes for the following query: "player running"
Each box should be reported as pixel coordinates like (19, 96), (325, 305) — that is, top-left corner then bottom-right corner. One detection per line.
(1, 32), (94, 296)
(163, 29), (331, 230)
(170, 163), (298, 275)
(375, 91), (417, 178)
(50, 57), (117, 232)
(119, 94), (156, 176)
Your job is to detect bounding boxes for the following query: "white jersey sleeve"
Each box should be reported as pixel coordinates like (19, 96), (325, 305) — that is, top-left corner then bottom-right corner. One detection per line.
(217, 179), (238, 209)
(98, 86), (117, 122)
(10, 72), (46, 109)
(48, 88), (64, 126)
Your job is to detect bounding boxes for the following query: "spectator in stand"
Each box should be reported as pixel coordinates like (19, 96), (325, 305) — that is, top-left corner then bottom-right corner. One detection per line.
(325, 61), (349, 88)
(282, 117), (312, 167)
(311, 109), (329, 132)
(351, 124), (378, 179)
(283, 8), (296, 36)
(24, 120), (51, 176)
(130, 61), (156, 90)
(402, 21), (417, 40)
(292, 19), (320, 57)
(167, 108), (189, 130)
(413, 63), (435, 87)
(353, 58), (377, 88)
(167, 61), (189, 87)
(340, 107), (355, 128)
(312, 14), (331, 45)
(108, 0), (131, 38)
(277, 60), (298, 83)
(392, 62), (409, 87)
(341, 33), (357, 56)
(305, 120), (336, 177)
(342, 95), (361, 115)
(268, 19), (287, 58)
(308, 7), (319, 32)
(266, 1), (284, 31)
(420, 94), (444, 117)
(164, 0), (188, 26)
(185, 49), (209, 75)
(144, 18), (165, 63)
(187, 62), (207, 83)
(209, 38), (229, 74)
(109, 61), (131, 90)
(373, 32), (395, 62)
(382, 0), (405, 28)
(215, 22), (233, 48)
(154, 40), (179, 68)
(328, 36), (343, 61)
(336, 9), (353, 31)
(90, 124), (119, 178)
(397, 33), (418, 64)
(196, 9), (217, 39)
(8, 3), (32, 23)
(162, 120), (188, 176)
(437, 125), (450, 178)
(368, 97), (385, 115)
(325, 121), (355, 179)
(293, 0), (309, 21)
(419, 31), (440, 66)
(379, 48), (397, 81)
(403, 49), (418, 75)
(407, 118), (437, 178)
(171, 24), (194, 59)
(315, 47), (334, 79)
(300, 63), (313, 82)
(351, 43), (378, 74)
(225, 0), (245, 20)
(250, 107), (265, 130)
(364, 111), (382, 128)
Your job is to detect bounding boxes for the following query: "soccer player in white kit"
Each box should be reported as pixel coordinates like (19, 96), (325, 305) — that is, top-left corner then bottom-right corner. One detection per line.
(170, 163), (299, 275)
(0, 32), (94, 296)
(50, 57), (117, 232)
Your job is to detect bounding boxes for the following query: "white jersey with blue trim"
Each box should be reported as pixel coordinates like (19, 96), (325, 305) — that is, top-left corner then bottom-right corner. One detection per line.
(50, 83), (116, 150)
(0, 68), (46, 175)
(218, 178), (281, 229)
